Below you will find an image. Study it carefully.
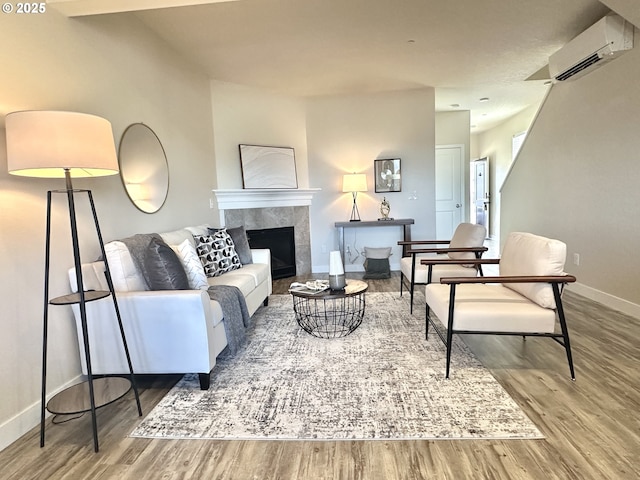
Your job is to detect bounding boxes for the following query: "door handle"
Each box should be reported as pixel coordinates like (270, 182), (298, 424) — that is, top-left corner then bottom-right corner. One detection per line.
(455, 204), (461, 208)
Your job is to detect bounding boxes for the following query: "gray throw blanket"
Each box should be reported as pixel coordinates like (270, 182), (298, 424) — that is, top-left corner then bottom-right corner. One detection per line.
(208, 285), (252, 356)
(119, 233), (252, 357)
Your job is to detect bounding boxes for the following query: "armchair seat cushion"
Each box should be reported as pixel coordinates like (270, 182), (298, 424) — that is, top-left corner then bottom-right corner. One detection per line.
(425, 284), (556, 333)
(400, 254), (477, 284)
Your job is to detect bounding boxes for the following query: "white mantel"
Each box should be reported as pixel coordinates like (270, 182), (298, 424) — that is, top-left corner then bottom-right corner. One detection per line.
(211, 188), (320, 273)
(212, 188), (321, 211)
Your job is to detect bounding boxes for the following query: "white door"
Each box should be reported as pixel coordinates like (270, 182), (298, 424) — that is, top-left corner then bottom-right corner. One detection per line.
(435, 145), (464, 239)
(470, 157), (490, 234)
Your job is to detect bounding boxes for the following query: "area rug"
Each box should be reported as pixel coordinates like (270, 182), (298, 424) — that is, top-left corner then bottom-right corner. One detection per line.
(130, 292), (543, 440)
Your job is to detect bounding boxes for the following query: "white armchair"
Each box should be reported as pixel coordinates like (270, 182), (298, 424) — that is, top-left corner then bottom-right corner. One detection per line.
(398, 223), (487, 313)
(424, 232), (576, 379)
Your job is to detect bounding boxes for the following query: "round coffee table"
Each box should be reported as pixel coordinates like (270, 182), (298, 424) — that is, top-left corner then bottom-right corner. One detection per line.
(290, 279), (368, 338)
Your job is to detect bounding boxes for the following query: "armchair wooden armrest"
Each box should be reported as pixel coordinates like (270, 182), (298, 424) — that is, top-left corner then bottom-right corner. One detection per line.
(420, 256), (497, 266)
(440, 274), (577, 285)
(398, 240), (452, 246)
(412, 246), (488, 255)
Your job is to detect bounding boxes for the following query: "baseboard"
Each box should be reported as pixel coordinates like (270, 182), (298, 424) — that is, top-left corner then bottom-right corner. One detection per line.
(568, 282), (640, 319)
(0, 374), (83, 453)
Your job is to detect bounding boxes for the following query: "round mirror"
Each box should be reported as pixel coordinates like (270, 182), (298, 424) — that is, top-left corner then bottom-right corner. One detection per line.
(118, 123), (169, 214)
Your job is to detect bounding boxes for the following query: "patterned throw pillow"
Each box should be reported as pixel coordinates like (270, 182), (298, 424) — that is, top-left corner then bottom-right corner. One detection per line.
(171, 239), (209, 290)
(194, 230), (242, 277)
(208, 226), (254, 265)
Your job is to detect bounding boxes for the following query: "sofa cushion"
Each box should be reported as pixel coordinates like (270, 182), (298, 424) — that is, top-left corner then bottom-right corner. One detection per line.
(104, 241), (148, 292)
(230, 263), (270, 287)
(171, 239), (209, 290)
(144, 237), (191, 290)
(159, 224), (211, 249)
(160, 228), (198, 249)
(194, 230), (242, 277)
(207, 271), (256, 297)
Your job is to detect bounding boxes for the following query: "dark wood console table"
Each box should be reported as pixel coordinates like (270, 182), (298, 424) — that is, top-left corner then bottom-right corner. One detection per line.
(335, 218), (414, 262)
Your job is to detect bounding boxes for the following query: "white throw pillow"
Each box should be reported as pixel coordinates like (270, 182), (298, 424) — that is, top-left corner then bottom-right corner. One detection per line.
(171, 239), (209, 290)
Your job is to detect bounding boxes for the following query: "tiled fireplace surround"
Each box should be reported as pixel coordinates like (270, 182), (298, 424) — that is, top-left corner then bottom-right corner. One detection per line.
(212, 189), (320, 275)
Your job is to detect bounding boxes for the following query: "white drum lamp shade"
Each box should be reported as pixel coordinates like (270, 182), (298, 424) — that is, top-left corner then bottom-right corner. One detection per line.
(342, 173), (368, 194)
(6, 110), (118, 178)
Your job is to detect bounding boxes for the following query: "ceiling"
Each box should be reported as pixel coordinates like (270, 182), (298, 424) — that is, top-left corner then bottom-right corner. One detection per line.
(51, 0), (625, 132)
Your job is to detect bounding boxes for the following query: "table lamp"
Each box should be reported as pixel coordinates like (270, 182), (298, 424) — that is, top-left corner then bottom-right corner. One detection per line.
(5, 110), (142, 452)
(342, 173), (367, 222)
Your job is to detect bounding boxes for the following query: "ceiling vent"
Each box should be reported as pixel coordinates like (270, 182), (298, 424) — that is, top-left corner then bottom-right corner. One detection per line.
(549, 13), (633, 82)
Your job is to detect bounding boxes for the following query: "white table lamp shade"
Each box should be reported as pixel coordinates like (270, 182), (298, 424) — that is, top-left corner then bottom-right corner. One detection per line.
(342, 173), (367, 193)
(5, 111), (118, 178)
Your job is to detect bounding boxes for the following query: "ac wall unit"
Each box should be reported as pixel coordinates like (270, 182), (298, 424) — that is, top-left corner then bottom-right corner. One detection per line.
(549, 13), (633, 82)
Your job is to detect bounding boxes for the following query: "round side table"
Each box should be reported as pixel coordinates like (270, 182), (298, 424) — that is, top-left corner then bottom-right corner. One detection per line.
(290, 279), (368, 338)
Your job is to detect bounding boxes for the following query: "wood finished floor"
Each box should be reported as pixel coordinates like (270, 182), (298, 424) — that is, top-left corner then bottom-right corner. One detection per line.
(1, 272), (639, 479)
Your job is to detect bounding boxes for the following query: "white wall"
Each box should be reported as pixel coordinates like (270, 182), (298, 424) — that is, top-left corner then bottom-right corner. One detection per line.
(0, 11), (216, 450)
(436, 111), (471, 222)
(501, 38), (640, 315)
(210, 81), (309, 191)
(305, 89), (436, 272)
(472, 104), (540, 239)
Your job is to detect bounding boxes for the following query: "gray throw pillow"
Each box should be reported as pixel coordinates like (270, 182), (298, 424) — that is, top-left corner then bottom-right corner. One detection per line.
(209, 226), (253, 265)
(144, 237), (190, 290)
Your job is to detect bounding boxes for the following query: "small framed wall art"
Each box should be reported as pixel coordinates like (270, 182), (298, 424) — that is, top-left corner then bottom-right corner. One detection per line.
(374, 158), (401, 193)
(239, 144), (298, 189)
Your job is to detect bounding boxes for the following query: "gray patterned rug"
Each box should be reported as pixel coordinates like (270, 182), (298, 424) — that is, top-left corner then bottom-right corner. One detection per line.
(130, 292), (543, 440)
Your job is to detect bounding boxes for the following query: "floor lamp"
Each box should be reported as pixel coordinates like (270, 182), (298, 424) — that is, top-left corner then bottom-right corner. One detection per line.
(5, 110), (142, 453)
(342, 173), (368, 222)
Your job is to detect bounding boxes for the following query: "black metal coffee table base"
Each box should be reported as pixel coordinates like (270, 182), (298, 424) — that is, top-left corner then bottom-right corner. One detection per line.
(291, 280), (368, 338)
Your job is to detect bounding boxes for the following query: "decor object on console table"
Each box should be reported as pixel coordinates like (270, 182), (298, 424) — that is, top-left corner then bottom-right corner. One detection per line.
(342, 173), (368, 222)
(328, 250), (346, 291)
(379, 197), (392, 220)
(5, 110), (142, 453)
(335, 218), (414, 265)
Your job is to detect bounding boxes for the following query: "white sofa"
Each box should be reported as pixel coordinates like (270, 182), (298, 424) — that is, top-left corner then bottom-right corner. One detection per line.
(67, 224), (272, 389)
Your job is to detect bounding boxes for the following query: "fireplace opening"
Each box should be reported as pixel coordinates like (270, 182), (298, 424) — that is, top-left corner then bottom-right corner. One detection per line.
(246, 226), (296, 279)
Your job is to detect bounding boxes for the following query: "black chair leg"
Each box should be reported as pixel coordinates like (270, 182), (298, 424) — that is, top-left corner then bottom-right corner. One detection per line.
(410, 283), (414, 314)
(554, 284), (576, 380)
(445, 285), (457, 379)
(425, 305), (430, 340)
